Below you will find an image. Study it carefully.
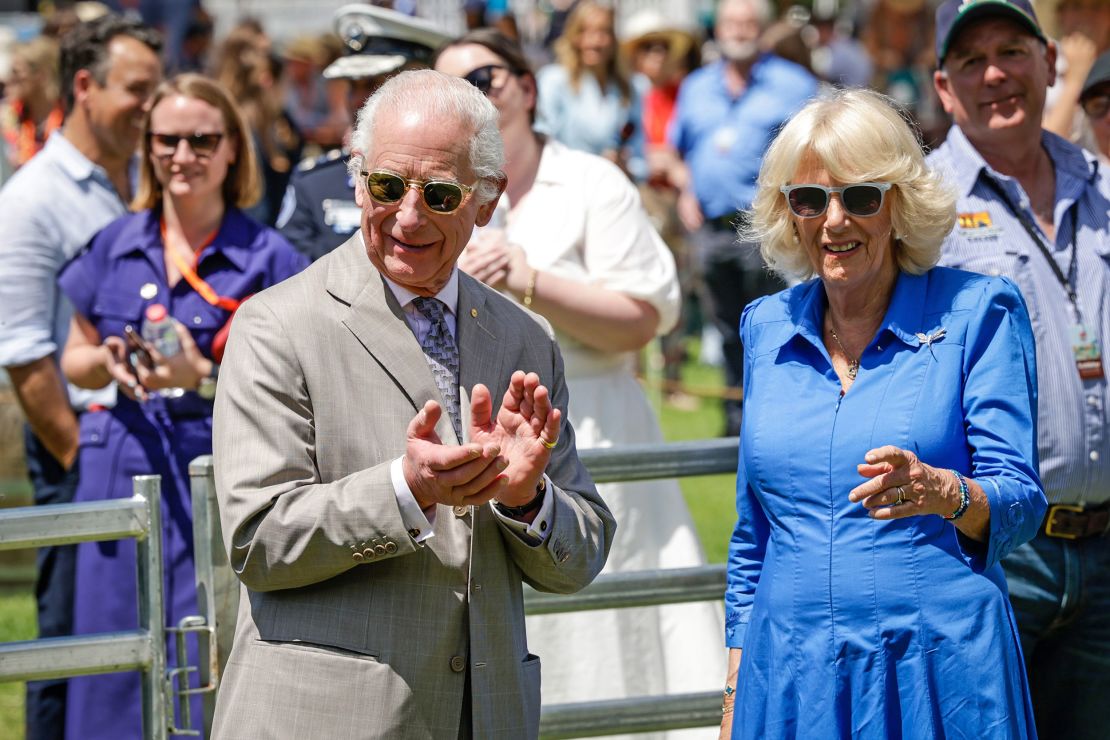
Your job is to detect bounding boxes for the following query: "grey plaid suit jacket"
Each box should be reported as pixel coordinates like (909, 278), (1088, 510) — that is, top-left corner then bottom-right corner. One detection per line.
(211, 235), (615, 739)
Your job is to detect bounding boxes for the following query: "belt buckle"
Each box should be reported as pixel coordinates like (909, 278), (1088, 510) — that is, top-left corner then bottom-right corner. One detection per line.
(1045, 503), (1085, 540)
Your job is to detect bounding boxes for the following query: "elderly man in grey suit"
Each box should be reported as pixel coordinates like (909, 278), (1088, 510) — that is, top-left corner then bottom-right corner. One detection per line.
(211, 69), (616, 740)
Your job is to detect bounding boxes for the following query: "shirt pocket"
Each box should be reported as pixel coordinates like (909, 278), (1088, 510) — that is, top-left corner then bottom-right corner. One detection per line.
(92, 292), (146, 338)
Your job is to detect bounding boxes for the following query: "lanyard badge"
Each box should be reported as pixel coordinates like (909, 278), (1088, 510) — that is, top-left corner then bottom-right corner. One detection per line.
(1071, 323), (1105, 380)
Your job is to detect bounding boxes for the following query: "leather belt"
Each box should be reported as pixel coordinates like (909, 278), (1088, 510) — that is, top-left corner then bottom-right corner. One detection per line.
(1042, 502), (1110, 540)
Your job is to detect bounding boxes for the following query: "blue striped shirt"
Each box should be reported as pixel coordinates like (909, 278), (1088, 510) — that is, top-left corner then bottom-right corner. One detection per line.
(929, 125), (1110, 506)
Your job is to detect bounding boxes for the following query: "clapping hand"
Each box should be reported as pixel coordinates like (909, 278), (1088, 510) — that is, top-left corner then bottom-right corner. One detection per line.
(470, 371), (561, 508)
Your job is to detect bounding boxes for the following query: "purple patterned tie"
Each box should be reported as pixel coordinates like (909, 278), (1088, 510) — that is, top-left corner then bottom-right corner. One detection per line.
(412, 296), (462, 442)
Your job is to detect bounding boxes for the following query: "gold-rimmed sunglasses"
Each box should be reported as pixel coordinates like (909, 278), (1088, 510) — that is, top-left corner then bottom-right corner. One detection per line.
(360, 170), (476, 214)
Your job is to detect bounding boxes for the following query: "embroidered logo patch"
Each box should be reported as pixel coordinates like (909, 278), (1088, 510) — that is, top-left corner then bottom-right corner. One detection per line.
(957, 211), (1002, 239)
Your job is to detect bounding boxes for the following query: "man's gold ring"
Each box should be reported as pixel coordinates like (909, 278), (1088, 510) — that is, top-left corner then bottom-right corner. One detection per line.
(541, 437), (558, 449)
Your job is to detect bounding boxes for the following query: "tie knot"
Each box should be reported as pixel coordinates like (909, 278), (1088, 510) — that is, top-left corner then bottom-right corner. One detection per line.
(412, 296), (446, 323)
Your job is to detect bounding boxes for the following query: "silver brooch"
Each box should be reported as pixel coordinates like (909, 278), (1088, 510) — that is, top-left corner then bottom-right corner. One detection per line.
(916, 328), (947, 347)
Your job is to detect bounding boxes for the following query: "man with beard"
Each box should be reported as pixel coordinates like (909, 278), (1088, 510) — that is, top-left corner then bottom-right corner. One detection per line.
(661, 0), (818, 436)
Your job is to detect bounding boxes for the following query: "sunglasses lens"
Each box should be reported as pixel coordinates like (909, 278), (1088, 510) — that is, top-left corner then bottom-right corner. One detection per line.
(788, 187), (828, 217)
(367, 172), (407, 203)
(423, 182), (465, 212)
(190, 134), (222, 156)
(843, 185), (884, 216)
(464, 66), (496, 94)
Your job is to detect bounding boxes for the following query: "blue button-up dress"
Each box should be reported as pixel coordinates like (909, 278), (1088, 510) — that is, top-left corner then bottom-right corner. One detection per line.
(57, 208), (307, 740)
(726, 267), (1045, 739)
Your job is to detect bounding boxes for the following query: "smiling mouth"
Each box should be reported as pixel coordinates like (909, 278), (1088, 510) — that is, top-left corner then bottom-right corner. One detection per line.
(825, 241), (861, 254)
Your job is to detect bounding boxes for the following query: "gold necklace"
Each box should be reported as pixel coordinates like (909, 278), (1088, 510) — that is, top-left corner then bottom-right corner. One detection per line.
(828, 323), (860, 380)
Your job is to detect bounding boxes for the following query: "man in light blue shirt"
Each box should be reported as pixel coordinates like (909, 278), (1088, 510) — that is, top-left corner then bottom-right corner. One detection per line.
(664, 0), (818, 435)
(930, 1), (1110, 736)
(0, 15), (161, 738)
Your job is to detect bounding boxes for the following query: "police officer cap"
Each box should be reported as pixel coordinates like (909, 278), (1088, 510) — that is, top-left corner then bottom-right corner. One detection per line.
(324, 4), (453, 80)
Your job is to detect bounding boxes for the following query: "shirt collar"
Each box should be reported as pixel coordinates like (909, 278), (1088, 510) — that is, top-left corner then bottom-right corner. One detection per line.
(941, 124), (1097, 198)
(47, 131), (106, 184)
(379, 262), (460, 316)
(108, 208), (254, 272)
(786, 269), (929, 351)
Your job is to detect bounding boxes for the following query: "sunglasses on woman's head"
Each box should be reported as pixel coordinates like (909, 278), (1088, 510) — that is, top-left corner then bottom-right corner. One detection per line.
(780, 182), (892, 219)
(361, 170), (475, 214)
(463, 64), (511, 96)
(148, 132), (225, 158)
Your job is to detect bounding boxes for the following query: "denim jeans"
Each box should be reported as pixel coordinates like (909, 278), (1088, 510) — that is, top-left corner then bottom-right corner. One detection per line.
(23, 425), (78, 740)
(1003, 532), (1110, 740)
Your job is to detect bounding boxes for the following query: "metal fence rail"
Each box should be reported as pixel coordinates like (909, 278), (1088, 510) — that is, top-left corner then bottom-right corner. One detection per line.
(0, 476), (168, 740)
(188, 437), (741, 739)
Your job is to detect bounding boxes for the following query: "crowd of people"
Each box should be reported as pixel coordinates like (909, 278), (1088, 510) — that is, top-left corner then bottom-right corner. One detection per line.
(0, 0), (1107, 739)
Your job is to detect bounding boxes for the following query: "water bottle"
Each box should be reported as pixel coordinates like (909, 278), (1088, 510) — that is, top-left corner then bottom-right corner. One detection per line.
(141, 303), (181, 357)
(141, 304), (185, 398)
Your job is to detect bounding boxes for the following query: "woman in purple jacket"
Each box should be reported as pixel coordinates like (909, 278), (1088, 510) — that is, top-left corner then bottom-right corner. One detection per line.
(57, 73), (307, 739)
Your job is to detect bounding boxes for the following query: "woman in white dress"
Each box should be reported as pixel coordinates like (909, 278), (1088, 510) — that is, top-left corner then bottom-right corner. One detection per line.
(435, 30), (725, 739)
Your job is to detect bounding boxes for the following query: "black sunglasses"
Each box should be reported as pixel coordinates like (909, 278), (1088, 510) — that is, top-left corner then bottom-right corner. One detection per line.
(780, 182), (892, 218)
(361, 170), (475, 214)
(463, 64), (511, 96)
(148, 131), (225, 158)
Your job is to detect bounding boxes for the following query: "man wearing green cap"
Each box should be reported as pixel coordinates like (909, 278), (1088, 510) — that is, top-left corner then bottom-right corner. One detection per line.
(930, 2), (1110, 738)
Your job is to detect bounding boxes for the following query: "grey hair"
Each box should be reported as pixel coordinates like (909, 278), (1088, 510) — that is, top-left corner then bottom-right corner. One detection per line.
(743, 88), (956, 281)
(346, 69), (505, 204)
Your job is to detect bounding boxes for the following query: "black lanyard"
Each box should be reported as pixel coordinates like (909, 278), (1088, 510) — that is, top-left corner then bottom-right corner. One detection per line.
(981, 175), (1079, 310)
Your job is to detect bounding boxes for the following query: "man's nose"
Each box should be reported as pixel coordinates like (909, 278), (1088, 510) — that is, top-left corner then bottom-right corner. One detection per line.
(393, 185), (427, 227)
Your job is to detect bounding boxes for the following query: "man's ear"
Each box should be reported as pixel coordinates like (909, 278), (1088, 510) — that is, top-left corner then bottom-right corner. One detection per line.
(933, 69), (955, 115)
(72, 68), (96, 108)
(474, 173), (508, 227)
(1045, 38), (1058, 89)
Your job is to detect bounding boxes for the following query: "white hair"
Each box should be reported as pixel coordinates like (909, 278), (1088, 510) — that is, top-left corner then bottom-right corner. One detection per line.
(745, 88), (957, 281)
(346, 69), (505, 203)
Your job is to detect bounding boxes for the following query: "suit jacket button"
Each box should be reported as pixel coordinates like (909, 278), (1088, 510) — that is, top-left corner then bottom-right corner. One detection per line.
(363, 548), (376, 559)
(352, 552), (364, 561)
(450, 655), (466, 673)
(408, 527), (421, 538)
(453, 505), (468, 517)
(374, 544), (387, 556)
(384, 541), (397, 554)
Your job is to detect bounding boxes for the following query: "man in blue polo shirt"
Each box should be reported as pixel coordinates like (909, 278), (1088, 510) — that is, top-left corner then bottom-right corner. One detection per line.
(930, 1), (1110, 737)
(664, 0), (817, 436)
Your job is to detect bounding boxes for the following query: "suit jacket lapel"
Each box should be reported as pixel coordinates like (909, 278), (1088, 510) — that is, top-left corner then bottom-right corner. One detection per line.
(327, 236), (456, 443)
(457, 273), (510, 438)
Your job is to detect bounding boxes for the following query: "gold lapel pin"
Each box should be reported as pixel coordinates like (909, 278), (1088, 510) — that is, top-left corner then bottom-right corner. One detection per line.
(470, 308), (478, 318)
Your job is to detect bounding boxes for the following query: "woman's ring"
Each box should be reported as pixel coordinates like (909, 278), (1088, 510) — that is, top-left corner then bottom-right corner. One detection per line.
(541, 437), (558, 449)
(894, 486), (906, 506)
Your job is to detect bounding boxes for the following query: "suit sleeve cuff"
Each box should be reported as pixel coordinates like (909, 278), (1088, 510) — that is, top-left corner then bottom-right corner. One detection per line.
(490, 474), (554, 546)
(391, 456), (435, 543)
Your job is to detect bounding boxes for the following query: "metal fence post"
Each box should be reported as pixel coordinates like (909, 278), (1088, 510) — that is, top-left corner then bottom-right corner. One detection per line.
(133, 474), (168, 740)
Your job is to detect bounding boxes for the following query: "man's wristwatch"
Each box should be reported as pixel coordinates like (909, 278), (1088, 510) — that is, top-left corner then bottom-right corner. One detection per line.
(494, 476), (547, 518)
(197, 362), (219, 400)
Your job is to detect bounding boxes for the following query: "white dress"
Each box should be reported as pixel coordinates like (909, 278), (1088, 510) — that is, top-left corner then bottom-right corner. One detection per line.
(507, 140), (725, 739)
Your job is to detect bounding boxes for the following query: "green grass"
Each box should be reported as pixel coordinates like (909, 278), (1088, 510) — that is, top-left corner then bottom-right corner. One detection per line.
(0, 588), (34, 739)
(0, 346), (737, 738)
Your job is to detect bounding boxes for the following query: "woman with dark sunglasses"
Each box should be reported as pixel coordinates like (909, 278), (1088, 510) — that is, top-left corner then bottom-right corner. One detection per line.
(55, 74), (307, 739)
(721, 88), (1044, 738)
(434, 29), (727, 729)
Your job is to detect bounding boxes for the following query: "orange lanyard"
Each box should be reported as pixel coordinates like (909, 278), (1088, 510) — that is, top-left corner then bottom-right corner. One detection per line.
(161, 220), (241, 312)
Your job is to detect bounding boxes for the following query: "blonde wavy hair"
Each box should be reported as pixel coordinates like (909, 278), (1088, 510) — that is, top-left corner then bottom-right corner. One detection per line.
(746, 88), (956, 281)
(553, 1), (631, 103)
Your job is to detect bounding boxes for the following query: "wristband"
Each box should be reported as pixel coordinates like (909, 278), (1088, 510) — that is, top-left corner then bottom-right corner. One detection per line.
(943, 469), (970, 521)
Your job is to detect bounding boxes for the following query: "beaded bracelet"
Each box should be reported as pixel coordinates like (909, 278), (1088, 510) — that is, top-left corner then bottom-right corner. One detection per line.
(943, 469), (970, 521)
